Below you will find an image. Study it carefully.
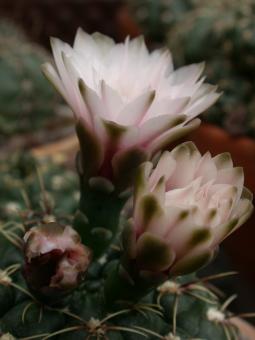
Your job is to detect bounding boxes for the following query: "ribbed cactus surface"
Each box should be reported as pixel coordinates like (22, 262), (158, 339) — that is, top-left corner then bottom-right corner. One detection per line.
(167, 0), (255, 137)
(0, 154), (241, 340)
(127, 0), (192, 43)
(0, 20), (66, 140)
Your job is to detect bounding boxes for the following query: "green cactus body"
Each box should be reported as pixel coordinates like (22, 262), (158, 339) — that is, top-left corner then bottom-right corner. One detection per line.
(127, 0), (193, 43)
(128, 0), (255, 137)
(0, 20), (70, 142)
(166, 0), (255, 138)
(0, 153), (241, 340)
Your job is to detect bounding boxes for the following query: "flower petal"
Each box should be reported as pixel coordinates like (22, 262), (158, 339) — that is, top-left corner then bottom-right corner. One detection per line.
(149, 151), (176, 189)
(139, 114), (187, 146)
(213, 152), (233, 170)
(112, 147), (148, 190)
(101, 81), (124, 120)
(74, 27), (98, 57)
(117, 91), (156, 126)
(136, 232), (175, 271)
(91, 32), (115, 54)
(41, 62), (67, 101)
(168, 62), (205, 86)
(185, 89), (221, 120)
(170, 248), (215, 276)
(166, 142), (201, 189)
(195, 152), (218, 184)
(145, 96), (190, 120)
(148, 119), (201, 154)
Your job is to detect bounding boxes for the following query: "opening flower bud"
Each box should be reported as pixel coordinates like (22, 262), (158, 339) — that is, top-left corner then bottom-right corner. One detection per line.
(23, 222), (91, 298)
(122, 142), (253, 277)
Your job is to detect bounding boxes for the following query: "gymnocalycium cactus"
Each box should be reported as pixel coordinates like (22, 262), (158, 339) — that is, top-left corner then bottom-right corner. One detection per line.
(167, 0), (255, 138)
(0, 30), (254, 340)
(0, 19), (69, 142)
(127, 0), (193, 44)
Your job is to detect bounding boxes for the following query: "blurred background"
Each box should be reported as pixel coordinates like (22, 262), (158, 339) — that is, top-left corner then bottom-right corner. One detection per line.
(0, 0), (255, 320)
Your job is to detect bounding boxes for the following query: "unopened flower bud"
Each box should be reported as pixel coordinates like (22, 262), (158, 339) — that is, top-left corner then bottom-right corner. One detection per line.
(23, 222), (91, 298)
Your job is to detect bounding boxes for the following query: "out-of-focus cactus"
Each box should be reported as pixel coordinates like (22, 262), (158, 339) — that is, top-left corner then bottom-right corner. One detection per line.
(167, 0), (255, 137)
(127, 0), (192, 43)
(0, 152), (79, 223)
(0, 20), (69, 142)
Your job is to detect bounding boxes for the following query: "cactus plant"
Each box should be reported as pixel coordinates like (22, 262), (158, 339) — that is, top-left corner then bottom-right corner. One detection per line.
(0, 155), (249, 340)
(166, 0), (255, 138)
(128, 0), (255, 138)
(0, 30), (254, 340)
(0, 152), (79, 223)
(127, 0), (192, 43)
(0, 162), (247, 339)
(0, 19), (69, 143)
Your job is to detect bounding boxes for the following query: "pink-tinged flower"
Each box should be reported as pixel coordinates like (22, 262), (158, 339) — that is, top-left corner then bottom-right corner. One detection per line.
(123, 142), (253, 276)
(23, 223), (91, 297)
(43, 29), (220, 186)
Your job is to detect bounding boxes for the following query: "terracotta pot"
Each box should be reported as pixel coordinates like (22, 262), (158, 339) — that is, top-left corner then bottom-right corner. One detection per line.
(31, 134), (78, 159)
(233, 318), (255, 339)
(1, 126), (74, 158)
(115, 4), (141, 40)
(31, 134), (79, 169)
(187, 123), (255, 284)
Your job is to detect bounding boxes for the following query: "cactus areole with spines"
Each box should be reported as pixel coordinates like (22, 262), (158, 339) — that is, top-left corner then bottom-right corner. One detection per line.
(0, 30), (253, 339)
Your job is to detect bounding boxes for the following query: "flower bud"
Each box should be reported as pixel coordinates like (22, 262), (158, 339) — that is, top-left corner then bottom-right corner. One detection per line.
(122, 142), (253, 277)
(23, 222), (91, 298)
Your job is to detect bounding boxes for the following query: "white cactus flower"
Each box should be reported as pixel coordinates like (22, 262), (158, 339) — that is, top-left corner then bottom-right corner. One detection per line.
(123, 142), (253, 275)
(43, 29), (220, 184)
